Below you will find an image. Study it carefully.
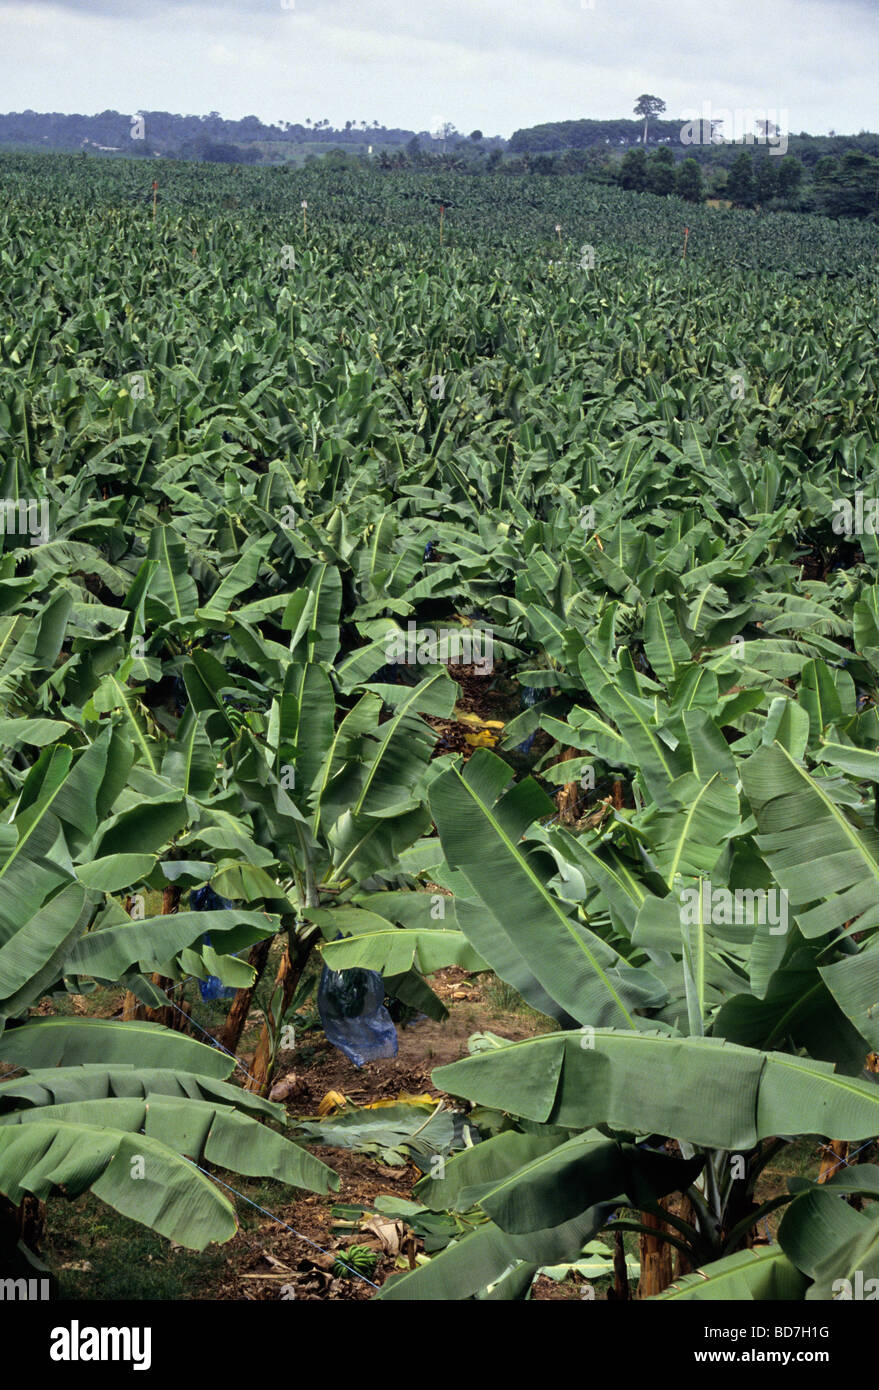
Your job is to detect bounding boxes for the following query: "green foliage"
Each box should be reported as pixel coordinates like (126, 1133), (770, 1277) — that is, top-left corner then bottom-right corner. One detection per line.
(814, 150), (879, 219)
(646, 147), (676, 197)
(727, 151), (756, 207)
(675, 157), (704, 203)
(619, 147), (647, 191)
(0, 149), (878, 1295)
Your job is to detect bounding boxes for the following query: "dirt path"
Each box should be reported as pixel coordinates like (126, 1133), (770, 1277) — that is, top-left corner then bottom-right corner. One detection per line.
(212, 968), (551, 1300)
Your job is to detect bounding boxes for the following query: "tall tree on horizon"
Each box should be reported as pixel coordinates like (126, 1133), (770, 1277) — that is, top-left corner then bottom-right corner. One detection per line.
(634, 94), (666, 146)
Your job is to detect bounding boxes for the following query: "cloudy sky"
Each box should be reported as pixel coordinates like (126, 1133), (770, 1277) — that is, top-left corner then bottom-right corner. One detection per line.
(1, 0), (875, 137)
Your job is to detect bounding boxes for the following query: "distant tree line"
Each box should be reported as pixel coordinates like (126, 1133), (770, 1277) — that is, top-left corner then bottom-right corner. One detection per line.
(2, 107), (876, 219)
(503, 115), (879, 216)
(509, 117), (685, 153)
(509, 116), (879, 163)
(0, 109), (503, 161)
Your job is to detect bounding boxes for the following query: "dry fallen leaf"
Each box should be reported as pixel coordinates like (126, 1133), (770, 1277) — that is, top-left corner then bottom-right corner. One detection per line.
(361, 1216), (405, 1256)
(305, 1250), (337, 1273)
(260, 1252), (294, 1273)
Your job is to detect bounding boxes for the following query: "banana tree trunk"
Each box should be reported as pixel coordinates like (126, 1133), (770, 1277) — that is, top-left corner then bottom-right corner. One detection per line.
(170, 997), (193, 1035)
(246, 836), (320, 1095)
(244, 933), (313, 1096)
(121, 895), (146, 1021)
(145, 888), (179, 1028)
(637, 1202), (674, 1297)
(121, 887), (179, 1025)
(554, 746), (581, 825)
(220, 936), (273, 1054)
(609, 1228), (631, 1300)
(672, 1193), (697, 1278)
(818, 1140), (848, 1183)
(121, 988), (143, 1021)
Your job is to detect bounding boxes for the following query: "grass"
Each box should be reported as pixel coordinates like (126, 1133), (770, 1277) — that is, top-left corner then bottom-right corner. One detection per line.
(484, 977), (525, 1013)
(46, 1193), (226, 1301)
(755, 1136), (830, 1238)
(45, 1169), (311, 1302)
(483, 975), (558, 1033)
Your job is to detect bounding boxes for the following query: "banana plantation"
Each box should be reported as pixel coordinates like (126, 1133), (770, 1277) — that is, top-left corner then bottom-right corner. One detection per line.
(1, 150), (879, 1306)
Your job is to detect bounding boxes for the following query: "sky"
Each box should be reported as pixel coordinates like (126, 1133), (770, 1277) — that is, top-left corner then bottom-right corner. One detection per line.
(0, 0), (876, 138)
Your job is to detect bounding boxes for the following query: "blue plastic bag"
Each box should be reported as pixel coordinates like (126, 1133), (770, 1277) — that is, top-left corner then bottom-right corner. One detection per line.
(516, 685), (540, 754)
(317, 962), (398, 1068)
(190, 884), (237, 1002)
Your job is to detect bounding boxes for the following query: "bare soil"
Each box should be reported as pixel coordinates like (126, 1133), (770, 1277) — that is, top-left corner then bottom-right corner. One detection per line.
(213, 967), (551, 1300)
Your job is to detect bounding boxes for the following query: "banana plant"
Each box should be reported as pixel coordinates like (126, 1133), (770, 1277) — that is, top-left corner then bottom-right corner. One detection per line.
(656, 1164), (879, 1300)
(370, 740), (879, 1299)
(195, 631), (464, 1091)
(0, 741), (339, 1282)
(378, 1024), (879, 1300)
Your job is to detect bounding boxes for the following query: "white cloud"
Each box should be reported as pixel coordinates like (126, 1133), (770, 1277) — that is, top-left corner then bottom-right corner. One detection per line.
(207, 43), (237, 66)
(0, 0), (874, 135)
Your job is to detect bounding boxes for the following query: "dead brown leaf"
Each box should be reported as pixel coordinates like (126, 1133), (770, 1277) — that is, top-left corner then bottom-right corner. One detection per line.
(360, 1216), (404, 1256)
